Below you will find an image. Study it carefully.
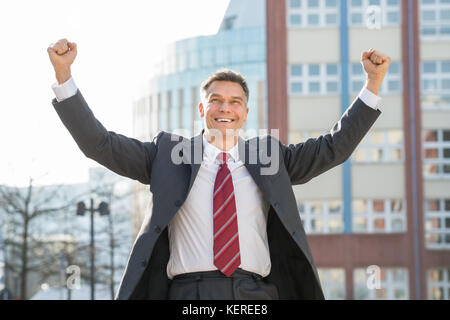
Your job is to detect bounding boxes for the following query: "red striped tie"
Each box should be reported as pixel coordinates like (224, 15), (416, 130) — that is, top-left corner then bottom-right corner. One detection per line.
(213, 152), (240, 277)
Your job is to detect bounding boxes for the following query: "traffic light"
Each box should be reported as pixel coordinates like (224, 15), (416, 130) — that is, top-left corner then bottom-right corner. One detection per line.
(76, 201), (86, 216)
(98, 201), (110, 216)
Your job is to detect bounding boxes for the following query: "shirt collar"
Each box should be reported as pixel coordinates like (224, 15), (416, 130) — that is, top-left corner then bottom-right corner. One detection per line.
(202, 134), (240, 163)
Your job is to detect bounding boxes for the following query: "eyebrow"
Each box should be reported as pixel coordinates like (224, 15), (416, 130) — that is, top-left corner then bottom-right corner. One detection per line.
(208, 93), (244, 102)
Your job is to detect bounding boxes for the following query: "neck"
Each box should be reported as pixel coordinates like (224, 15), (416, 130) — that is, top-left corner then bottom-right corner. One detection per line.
(204, 129), (238, 151)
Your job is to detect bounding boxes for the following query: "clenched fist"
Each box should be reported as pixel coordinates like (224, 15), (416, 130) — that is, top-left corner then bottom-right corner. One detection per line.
(361, 48), (391, 95)
(47, 38), (77, 85)
(361, 48), (391, 81)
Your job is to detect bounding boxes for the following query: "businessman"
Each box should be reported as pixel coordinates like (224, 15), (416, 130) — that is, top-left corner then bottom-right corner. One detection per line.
(47, 38), (390, 300)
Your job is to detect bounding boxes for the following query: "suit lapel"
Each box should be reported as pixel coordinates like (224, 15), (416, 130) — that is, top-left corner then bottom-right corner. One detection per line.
(241, 136), (275, 205)
(185, 130), (204, 195)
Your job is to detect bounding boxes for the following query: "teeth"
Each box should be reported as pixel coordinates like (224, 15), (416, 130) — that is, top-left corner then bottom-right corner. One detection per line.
(217, 119), (232, 122)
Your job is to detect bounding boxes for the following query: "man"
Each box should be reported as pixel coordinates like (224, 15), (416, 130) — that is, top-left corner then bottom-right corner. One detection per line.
(47, 39), (390, 300)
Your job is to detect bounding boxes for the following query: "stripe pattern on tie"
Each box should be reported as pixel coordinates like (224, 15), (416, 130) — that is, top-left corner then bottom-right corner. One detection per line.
(213, 152), (240, 277)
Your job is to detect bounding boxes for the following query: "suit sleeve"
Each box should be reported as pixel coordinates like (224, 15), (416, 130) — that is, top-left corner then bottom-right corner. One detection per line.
(52, 88), (163, 185)
(280, 97), (382, 185)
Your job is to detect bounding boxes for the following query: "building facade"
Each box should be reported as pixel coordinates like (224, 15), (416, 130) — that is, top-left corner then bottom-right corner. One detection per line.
(267, 0), (450, 299)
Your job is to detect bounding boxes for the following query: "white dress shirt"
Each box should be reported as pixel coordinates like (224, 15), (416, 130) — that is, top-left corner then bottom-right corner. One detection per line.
(166, 136), (272, 278)
(52, 77), (382, 278)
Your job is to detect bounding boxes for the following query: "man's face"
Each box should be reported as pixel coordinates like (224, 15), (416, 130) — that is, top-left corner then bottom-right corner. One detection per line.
(199, 81), (249, 137)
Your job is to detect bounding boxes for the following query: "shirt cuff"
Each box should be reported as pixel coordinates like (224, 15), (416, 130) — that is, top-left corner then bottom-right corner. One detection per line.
(51, 76), (78, 102)
(358, 87), (382, 111)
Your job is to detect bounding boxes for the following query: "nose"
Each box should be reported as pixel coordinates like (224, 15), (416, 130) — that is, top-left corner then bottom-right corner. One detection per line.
(219, 102), (232, 112)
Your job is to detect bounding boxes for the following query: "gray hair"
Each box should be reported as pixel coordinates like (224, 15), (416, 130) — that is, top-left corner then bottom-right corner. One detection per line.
(200, 69), (249, 103)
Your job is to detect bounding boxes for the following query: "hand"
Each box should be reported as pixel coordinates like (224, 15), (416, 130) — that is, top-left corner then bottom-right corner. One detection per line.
(361, 48), (391, 82)
(47, 38), (77, 84)
(361, 48), (391, 95)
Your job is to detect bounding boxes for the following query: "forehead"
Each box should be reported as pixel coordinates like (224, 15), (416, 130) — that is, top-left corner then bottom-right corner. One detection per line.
(205, 81), (246, 99)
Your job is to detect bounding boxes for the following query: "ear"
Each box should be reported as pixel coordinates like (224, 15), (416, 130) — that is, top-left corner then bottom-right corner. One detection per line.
(243, 106), (249, 122)
(198, 102), (205, 118)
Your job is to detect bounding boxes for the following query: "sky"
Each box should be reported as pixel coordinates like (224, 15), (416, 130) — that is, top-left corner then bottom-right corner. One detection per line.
(0, 0), (231, 187)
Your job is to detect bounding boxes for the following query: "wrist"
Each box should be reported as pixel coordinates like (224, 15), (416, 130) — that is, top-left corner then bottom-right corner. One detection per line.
(365, 78), (383, 95)
(55, 69), (71, 85)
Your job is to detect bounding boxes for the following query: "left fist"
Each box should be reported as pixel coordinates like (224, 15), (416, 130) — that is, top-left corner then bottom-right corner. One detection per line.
(361, 48), (391, 82)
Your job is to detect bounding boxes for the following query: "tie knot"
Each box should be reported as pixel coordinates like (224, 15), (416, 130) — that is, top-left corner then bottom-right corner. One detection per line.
(217, 152), (230, 165)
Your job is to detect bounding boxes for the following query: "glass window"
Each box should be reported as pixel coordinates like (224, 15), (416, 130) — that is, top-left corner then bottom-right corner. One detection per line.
(424, 62), (437, 73)
(326, 64), (338, 75)
(353, 131), (403, 163)
(352, 63), (364, 75)
(326, 13), (338, 24)
(327, 82), (339, 92)
(422, 10), (437, 21)
(444, 130), (450, 141)
(442, 62), (450, 73)
(425, 199), (450, 249)
(353, 198), (406, 233)
(388, 80), (401, 91)
(420, 0), (450, 38)
(428, 268), (450, 300)
(308, 0), (319, 7)
(291, 82), (303, 93)
(387, 11), (400, 23)
(308, 14), (320, 25)
(387, 0), (399, 5)
(423, 79), (438, 90)
(389, 62), (400, 74)
(288, 0), (340, 28)
(289, 63), (340, 96)
(423, 129), (450, 178)
(309, 64), (321, 76)
(424, 130), (438, 142)
(352, 81), (364, 92)
(291, 65), (302, 76)
(298, 199), (344, 234)
(290, 0), (302, 8)
(354, 268), (409, 300)
(290, 14), (302, 25)
(351, 13), (363, 24)
(440, 9), (450, 20)
(350, 0), (401, 27)
(318, 268), (345, 299)
(309, 82), (321, 93)
(442, 79), (450, 89)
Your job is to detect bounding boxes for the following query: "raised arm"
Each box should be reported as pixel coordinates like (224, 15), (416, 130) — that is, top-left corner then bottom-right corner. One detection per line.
(47, 39), (162, 184)
(282, 49), (390, 185)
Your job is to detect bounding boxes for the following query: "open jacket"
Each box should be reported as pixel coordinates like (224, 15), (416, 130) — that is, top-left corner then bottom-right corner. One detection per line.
(52, 89), (381, 299)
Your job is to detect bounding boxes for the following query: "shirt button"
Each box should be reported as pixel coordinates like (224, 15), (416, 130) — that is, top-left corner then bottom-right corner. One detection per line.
(154, 225), (161, 233)
(141, 260), (148, 268)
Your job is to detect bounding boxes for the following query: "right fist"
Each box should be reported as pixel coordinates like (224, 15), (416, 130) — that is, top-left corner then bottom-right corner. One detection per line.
(47, 38), (77, 72)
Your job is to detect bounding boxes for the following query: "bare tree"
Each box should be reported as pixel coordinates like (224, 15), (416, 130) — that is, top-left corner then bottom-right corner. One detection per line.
(0, 178), (94, 299)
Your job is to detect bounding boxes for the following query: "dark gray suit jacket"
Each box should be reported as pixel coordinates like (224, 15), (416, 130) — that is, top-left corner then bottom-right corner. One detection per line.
(52, 89), (381, 300)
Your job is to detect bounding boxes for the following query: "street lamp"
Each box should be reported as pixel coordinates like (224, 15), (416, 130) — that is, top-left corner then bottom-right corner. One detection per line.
(76, 198), (109, 300)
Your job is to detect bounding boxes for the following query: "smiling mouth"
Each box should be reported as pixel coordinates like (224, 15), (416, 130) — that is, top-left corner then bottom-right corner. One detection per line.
(215, 118), (235, 123)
